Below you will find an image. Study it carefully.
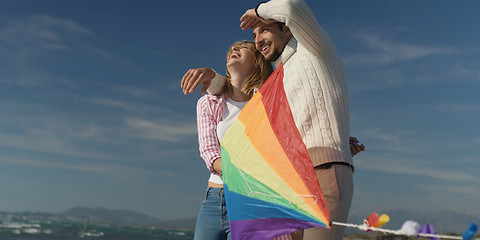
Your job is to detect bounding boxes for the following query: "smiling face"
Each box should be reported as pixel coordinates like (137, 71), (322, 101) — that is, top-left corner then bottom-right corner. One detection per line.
(252, 22), (292, 62)
(226, 43), (257, 76)
(223, 41), (273, 98)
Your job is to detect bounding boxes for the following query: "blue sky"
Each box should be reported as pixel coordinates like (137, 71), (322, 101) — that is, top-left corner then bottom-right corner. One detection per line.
(1, 0), (479, 221)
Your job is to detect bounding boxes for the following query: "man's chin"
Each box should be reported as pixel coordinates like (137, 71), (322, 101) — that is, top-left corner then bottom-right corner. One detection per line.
(264, 54), (276, 62)
(263, 51), (281, 62)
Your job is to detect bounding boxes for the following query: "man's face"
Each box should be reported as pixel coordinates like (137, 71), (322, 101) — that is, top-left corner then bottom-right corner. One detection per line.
(252, 22), (291, 62)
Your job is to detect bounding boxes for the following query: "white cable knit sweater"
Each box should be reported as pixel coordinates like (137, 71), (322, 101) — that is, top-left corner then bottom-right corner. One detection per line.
(210, 0), (352, 167)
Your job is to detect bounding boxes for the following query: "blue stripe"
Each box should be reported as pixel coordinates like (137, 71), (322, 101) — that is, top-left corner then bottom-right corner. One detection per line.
(223, 184), (323, 225)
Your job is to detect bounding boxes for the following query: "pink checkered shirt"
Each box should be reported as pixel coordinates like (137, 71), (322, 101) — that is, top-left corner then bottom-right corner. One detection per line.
(196, 94), (226, 175)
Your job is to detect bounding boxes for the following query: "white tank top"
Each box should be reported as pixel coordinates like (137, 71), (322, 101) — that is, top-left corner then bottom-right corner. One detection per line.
(208, 98), (248, 184)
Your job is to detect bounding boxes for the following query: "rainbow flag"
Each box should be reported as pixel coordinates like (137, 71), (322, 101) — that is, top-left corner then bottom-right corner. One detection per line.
(221, 63), (330, 240)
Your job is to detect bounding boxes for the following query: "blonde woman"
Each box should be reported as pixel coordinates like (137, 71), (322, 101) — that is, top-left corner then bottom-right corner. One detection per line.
(184, 41), (295, 240)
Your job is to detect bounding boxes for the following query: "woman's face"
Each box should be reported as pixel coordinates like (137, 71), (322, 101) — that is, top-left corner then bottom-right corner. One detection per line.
(226, 45), (256, 74)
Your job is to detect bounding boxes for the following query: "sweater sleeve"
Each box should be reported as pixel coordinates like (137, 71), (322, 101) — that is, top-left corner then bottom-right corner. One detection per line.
(196, 95), (223, 175)
(206, 71), (226, 95)
(256, 0), (335, 57)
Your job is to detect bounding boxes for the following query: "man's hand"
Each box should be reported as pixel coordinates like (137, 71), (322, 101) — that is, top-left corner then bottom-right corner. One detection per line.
(181, 68), (215, 95)
(350, 137), (365, 157)
(240, 9), (275, 30)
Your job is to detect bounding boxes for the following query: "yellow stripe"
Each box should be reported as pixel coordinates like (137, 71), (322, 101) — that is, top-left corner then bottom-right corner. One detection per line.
(223, 94), (327, 223)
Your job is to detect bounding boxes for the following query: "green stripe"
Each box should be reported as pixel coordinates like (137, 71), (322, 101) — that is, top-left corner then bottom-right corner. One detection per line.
(221, 145), (320, 222)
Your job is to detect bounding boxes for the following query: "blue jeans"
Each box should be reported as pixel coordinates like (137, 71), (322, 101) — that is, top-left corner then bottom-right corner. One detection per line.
(194, 187), (231, 240)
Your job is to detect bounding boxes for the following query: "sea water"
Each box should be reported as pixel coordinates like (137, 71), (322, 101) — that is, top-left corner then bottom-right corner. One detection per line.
(0, 219), (194, 240)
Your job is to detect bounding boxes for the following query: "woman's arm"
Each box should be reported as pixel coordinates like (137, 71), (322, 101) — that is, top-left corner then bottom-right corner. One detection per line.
(197, 95), (224, 175)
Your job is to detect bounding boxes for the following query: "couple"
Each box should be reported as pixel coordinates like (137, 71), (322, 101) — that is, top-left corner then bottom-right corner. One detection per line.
(181, 0), (365, 239)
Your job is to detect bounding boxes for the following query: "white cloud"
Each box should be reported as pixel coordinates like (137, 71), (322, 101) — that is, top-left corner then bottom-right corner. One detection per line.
(89, 98), (187, 119)
(433, 102), (480, 112)
(357, 127), (428, 155)
(125, 117), (197, 143)
(0, 98), (197, 165)
(449, 62), (480, 81)
(0, 115), (195, 159)
(354, 124), (480, 184)
(343, 31), (456, 66)
(0, 15), (112, 88)
(423, 183), (480, 197)
(0, 15), (94, 53)
(0, 72), (75, 87)
(110, 85), (154, 98)
(0, 153), (176, 178)
(0, 153), (110, 173)
(91, 98), (145, 112)
(356, 156), (479, 183)
(0, 101), (195, 175)
(0, 129), (116, 164)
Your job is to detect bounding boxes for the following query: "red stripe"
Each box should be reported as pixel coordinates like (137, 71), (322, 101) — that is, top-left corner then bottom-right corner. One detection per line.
(258, 63), (329, 219)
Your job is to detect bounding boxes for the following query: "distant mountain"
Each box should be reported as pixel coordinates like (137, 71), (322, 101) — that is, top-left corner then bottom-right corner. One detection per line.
(62, 207), (162, 225)
(347, 208), (480, 234)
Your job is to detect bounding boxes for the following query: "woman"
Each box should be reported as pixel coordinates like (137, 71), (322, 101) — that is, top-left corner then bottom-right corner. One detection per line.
(188, 41), (293, 240)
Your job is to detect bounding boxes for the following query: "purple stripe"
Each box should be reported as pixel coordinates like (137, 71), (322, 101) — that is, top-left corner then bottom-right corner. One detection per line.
(230, 218), (325, 240)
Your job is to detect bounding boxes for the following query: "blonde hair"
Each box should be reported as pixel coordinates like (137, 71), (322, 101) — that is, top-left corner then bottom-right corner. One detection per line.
(223, 41), (273, 98)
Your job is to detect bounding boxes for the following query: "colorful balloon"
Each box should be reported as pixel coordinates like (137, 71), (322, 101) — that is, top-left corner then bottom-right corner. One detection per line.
(365, 213), (379, 228)
(462, 222), (478, 240)
(418, 224), (439, 240)
(375, 214), (390, 228)
(400, 220), (420, 236)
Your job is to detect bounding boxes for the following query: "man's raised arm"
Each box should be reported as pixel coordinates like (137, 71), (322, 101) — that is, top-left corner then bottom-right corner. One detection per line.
(241, 0), (335, 57)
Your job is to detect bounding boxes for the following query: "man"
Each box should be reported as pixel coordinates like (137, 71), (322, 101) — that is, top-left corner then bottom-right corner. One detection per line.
(182, 0), (364, 239)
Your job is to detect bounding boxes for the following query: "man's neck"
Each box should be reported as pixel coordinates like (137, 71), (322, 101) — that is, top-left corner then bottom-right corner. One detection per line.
(274, 37), (297, 67)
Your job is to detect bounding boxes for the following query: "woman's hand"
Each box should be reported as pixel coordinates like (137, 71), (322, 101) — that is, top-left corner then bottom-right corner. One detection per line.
(213, 158), (222, 174)
(350, 137), (365, 157)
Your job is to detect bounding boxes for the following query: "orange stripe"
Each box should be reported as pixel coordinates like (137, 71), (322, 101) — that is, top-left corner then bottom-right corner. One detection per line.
(238, 92), (327, 221)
